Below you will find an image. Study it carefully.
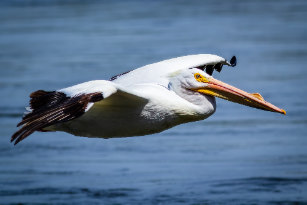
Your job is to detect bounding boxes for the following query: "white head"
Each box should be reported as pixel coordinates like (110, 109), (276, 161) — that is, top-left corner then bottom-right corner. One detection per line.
(168, 68), (217, 117)
(168, 66), (286, 115)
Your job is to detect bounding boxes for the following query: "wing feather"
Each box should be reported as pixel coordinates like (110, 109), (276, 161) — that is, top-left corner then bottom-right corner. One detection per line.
(11, 80), (147, 145)
(11, 92), (103, 145)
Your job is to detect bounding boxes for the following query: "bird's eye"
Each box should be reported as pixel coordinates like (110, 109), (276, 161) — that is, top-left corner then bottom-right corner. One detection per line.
(194, 73), (209, 83)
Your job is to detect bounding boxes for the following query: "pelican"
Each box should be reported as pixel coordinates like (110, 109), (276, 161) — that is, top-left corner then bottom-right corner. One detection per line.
(11, 54), (286, 145)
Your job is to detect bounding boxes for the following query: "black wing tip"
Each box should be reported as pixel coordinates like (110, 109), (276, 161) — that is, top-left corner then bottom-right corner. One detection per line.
(230, 56), (237, 67)
(10, 123), (38, 145)
(11, 131), (24, 145)
(11, 91), (104, 145)
(110, 70), (132, 81)
(11, 128), (21, 144)
(10, 135), (16, 144)
(12, 136), (20, 145)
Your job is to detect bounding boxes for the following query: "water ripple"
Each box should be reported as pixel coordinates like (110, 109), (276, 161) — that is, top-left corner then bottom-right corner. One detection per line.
(0, 187), (139, 198)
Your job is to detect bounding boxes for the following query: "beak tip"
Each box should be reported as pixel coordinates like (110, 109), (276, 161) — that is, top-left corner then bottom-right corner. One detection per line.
(281, 109), (286, 115)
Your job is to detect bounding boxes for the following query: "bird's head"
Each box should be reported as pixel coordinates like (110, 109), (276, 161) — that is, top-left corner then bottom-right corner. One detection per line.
(169, 64), (286, 115)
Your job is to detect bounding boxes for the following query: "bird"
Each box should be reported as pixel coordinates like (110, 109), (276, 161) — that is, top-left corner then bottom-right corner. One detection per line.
(11, 54), (286, 145)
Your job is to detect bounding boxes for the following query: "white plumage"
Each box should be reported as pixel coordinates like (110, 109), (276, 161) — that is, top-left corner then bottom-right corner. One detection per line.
(11, 54), (285, 145)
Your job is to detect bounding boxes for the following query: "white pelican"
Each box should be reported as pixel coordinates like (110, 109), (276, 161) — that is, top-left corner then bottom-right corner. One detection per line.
(11, 54), (286, 145)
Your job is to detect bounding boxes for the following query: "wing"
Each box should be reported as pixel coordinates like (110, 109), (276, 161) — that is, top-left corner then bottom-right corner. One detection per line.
(11, 80), (147, 145)
(112, 54), (233, 87)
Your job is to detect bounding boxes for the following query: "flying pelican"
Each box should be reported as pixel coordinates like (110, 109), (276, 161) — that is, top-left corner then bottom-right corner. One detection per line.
(11, 54), (286, 145)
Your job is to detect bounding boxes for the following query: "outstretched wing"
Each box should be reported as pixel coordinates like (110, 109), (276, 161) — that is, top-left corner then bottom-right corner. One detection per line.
(11, 80), (147, 145)
(112, 54), (233, 87)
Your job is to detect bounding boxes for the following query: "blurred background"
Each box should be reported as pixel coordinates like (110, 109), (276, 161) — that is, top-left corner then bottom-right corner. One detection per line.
(0, 0), (307, 204)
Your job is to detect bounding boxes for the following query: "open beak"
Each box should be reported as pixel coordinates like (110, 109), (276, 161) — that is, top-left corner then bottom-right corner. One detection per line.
(194, 76), (286, 115)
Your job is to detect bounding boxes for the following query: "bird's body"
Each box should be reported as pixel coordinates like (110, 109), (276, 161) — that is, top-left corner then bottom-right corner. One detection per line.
(48, 75), (215, 138)
(11, 54), (285, 145)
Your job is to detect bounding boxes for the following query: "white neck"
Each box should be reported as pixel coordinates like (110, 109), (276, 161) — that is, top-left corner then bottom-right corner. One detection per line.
(168, 82), (216, 117)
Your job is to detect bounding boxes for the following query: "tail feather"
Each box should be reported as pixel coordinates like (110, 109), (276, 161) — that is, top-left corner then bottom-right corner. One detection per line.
(11, 91), (103, 145)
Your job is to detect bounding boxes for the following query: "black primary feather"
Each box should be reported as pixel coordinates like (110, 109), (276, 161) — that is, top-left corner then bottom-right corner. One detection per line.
(110, 70), (132, 81)
(11, 91), (103, 145)
(230, 56), (237, 67)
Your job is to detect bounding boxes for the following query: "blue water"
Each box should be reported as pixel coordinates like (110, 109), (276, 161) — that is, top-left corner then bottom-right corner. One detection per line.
(1, 0), (307, 204)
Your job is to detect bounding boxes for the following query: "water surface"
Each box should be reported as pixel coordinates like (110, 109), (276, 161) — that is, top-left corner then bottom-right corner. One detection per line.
(0, 0), (307, 204)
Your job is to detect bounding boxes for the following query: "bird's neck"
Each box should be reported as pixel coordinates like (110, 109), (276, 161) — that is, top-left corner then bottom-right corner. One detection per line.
(169, 83), (216, 117)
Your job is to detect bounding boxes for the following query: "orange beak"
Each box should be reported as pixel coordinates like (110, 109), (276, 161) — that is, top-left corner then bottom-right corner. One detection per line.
(193, 75), (286, 115)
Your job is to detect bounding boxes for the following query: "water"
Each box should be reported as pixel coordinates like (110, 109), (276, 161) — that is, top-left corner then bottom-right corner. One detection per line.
(0, 0), (307, 204)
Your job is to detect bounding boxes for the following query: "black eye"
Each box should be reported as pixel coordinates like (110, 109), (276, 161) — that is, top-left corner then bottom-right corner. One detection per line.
(195, 74), (201, 78)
